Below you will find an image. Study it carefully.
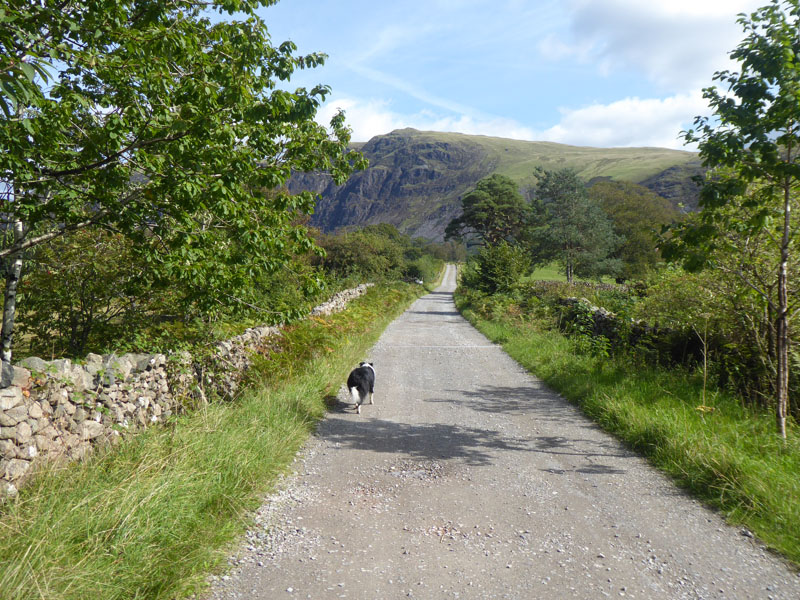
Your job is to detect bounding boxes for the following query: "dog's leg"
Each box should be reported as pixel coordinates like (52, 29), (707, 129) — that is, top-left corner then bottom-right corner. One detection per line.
(369, 392), (374, 405)
(350, 386), (361, 414)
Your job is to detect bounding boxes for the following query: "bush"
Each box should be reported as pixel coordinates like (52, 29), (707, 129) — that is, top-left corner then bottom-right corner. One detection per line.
(16, 230), (329, 359)
(315, 224), (443, 284)
(404, 254), (442, 283)
(633, 265), (797, 411)
(317, 229), (405, 281)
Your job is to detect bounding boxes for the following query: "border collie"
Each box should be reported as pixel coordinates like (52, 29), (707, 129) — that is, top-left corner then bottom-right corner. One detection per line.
(347, 362), (375, 414)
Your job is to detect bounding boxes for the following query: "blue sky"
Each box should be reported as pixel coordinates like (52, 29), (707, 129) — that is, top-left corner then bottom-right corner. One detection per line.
(256, 0), (764, 150)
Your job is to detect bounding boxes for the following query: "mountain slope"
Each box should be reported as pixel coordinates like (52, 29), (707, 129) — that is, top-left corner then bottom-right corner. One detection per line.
(291, 128), (702, 240)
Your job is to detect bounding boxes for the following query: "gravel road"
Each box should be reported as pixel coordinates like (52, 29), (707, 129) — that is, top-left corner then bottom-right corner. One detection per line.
(204, 264), (799, 599)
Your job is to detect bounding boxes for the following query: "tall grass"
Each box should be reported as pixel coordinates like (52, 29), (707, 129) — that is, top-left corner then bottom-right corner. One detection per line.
(0, 282), (422, 600)
(458, 300), (800, 566)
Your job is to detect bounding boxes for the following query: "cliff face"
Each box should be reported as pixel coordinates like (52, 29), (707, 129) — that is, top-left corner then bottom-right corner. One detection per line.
(639, 161), (705, 212)
(290, 129), (497, 240)
(291, 129), (701, 240)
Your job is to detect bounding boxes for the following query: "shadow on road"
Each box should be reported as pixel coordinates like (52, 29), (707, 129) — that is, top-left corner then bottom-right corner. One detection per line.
(423, 384), (632, 473)
(426, 384), (561, 416)
(318, 416), (530, 466)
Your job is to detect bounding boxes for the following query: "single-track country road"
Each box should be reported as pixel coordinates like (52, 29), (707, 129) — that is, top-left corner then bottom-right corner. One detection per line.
(204, 264), (800, 599)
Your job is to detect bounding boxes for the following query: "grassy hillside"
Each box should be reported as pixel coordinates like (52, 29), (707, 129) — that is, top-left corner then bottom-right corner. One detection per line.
(405, 129), (699, 186)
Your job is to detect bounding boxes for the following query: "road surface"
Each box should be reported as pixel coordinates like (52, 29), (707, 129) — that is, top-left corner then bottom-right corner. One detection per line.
(205, 264), (799, 599)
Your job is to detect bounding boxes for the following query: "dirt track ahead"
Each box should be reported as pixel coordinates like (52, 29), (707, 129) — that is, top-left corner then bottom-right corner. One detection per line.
(205, 265), (799, 599)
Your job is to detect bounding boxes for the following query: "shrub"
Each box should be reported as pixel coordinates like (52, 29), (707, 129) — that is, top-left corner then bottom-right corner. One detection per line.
(315, 224), (443, 284)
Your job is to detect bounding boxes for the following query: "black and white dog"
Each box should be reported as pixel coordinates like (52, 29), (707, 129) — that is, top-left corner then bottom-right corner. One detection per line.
(347, 362), (375, 414)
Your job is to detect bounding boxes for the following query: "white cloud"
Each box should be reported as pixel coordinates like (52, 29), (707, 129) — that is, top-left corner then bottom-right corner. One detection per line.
(316, 96), (537, 142)
(318, 92), (709, 150)
(555, 0), (765, 89)
(539, 92), (709, 149)
(317, 98), (404, 141)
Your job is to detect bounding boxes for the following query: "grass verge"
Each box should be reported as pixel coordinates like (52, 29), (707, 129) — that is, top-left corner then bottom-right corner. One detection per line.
(0, 282), (423, 600)
(456, 297), (800, 567)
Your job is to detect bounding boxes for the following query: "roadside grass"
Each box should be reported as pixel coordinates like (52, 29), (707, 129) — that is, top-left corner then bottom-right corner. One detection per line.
(457, 300), (800, 567)
(0, 282), (423, 600)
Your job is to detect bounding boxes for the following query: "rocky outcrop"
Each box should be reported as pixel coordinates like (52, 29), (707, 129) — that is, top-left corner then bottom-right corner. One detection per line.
(291, 129), (496, 241)
(0, 284), (373, 497)
(639, 160), (705, 212)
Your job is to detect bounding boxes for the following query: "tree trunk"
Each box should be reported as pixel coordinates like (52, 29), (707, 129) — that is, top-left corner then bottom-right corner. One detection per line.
(775, 177), (793, 438)
(1, 220), (24, 379)
(776, 269), (788, 438)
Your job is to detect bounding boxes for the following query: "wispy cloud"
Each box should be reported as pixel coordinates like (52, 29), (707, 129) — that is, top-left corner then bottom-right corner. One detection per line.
(345, 64), (479, 118)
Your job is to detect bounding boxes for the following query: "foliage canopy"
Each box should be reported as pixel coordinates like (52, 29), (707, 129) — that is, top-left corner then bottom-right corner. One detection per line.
(0, 0), (365, 361)
(527, 168), (621, 283)
(589, 180), (679, 281)
(444, 174), (529, 246)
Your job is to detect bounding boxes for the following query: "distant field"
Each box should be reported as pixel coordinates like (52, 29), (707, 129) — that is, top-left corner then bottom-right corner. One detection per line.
(528, 263), (567, 281)
(526, 263), (616, 284)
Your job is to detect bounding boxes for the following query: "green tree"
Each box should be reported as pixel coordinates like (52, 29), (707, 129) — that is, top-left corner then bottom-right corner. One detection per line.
(0, 1), (364, 375)
(650, 203), (800, 410)
(528, 168), (622, 283)
(460, 241), (531, 295)
(445, 174), (529, 246)
(678, 0), (800, 437)
(589, 180), (680, 281)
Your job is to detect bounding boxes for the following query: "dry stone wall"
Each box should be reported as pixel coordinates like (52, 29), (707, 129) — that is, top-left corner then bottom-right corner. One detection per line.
(310, 284), (373, 316)
(0, 285), (373, 497)
(557, 297), (704, 366)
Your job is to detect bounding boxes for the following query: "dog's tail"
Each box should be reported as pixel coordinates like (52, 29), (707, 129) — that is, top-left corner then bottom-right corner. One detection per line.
(350, 386), (362, 414)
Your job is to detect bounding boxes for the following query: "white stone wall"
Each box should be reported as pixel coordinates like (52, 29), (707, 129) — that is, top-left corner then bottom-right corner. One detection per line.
(310, 283), (374, 316)
(0, 284), (372, 497)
